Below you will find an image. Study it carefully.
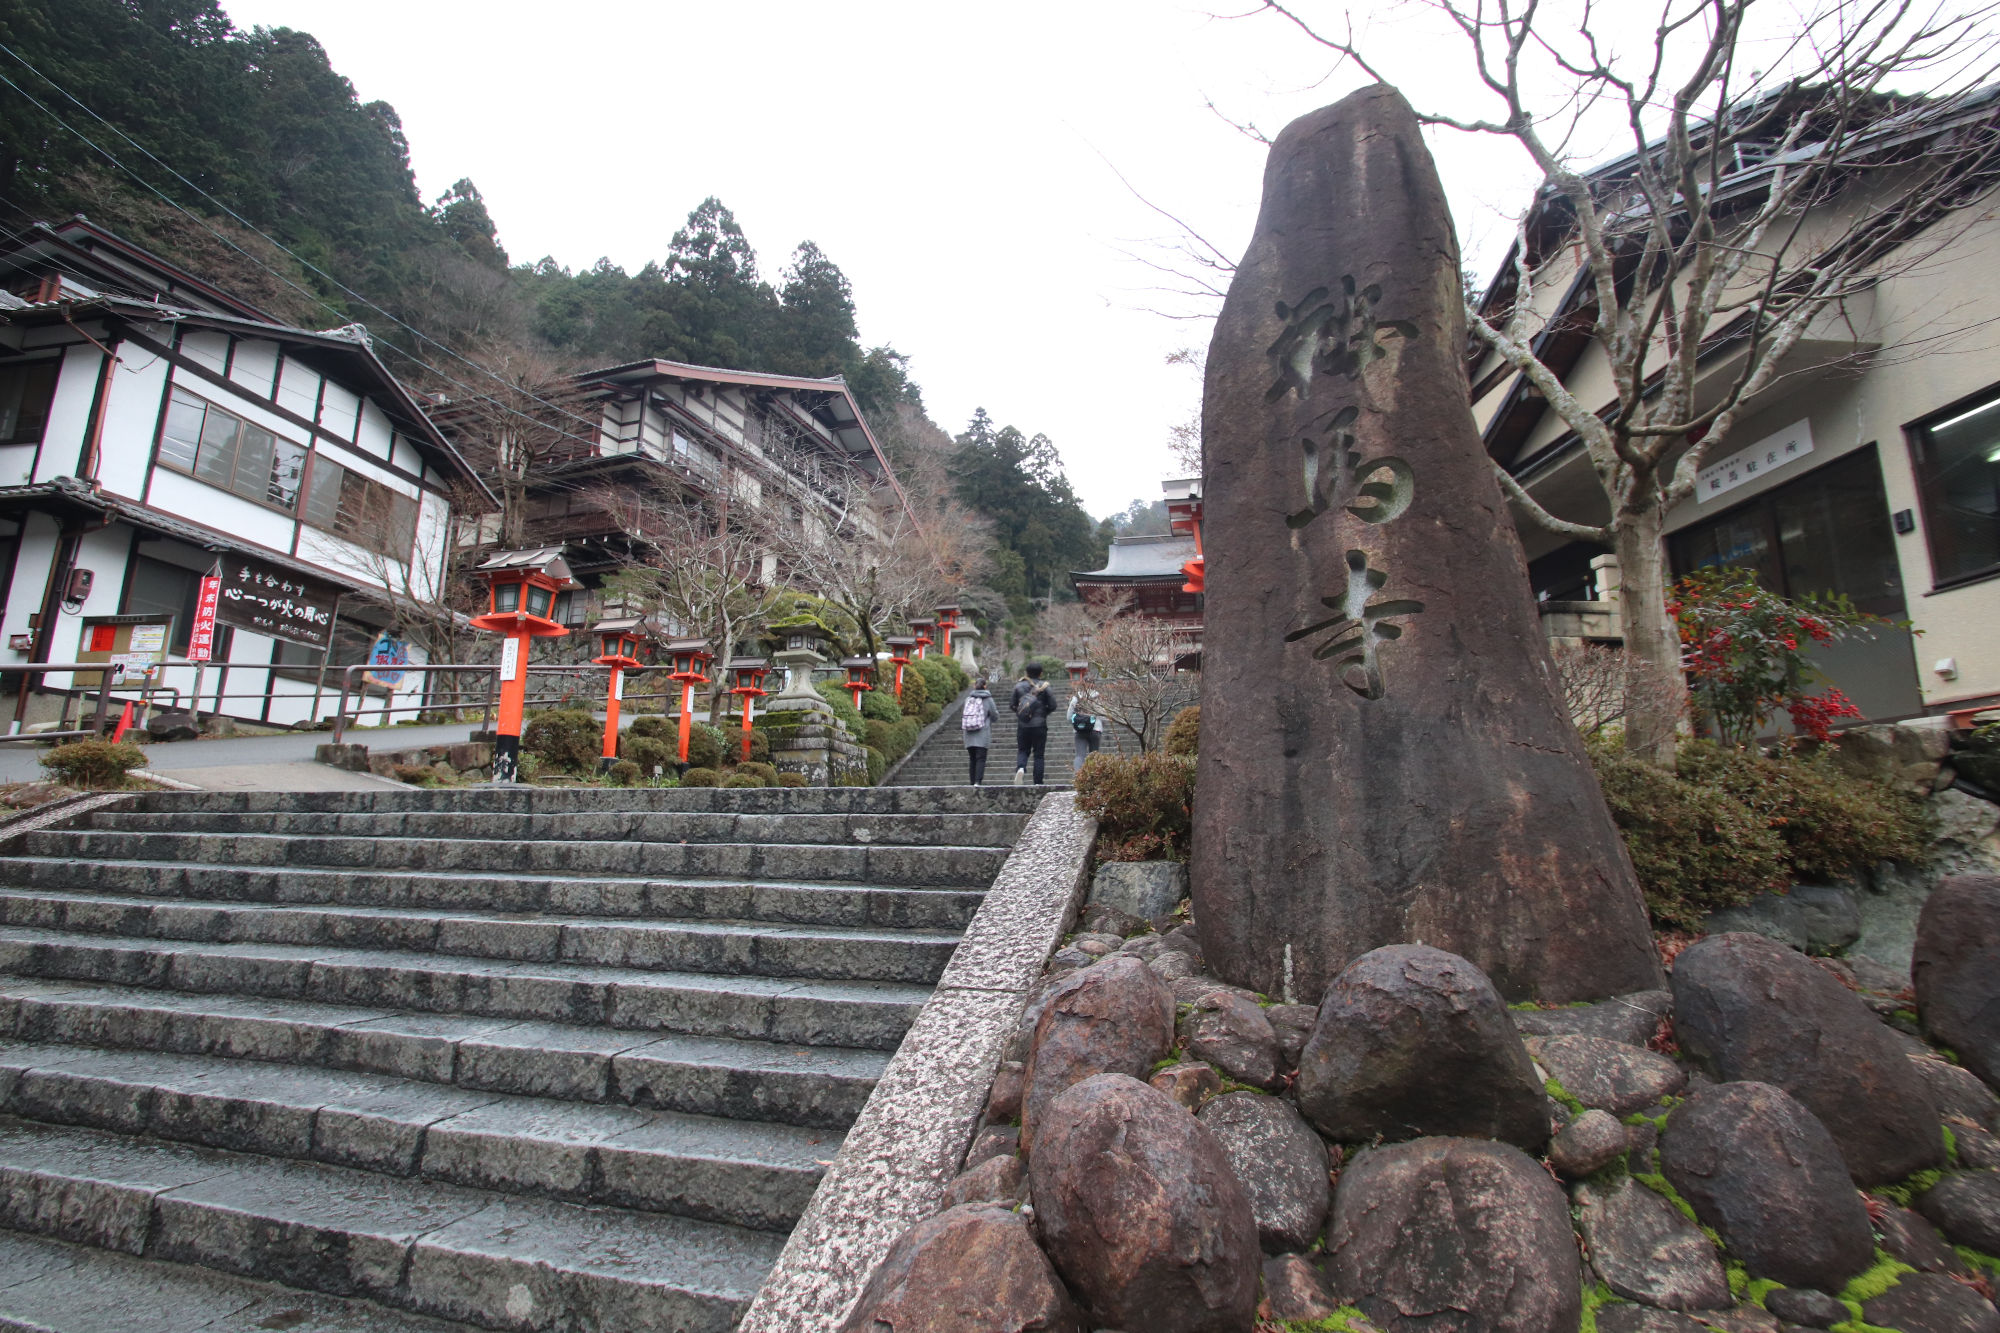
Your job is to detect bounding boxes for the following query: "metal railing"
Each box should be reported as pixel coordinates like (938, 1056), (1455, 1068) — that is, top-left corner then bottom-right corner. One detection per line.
(326, 661), (729, 747)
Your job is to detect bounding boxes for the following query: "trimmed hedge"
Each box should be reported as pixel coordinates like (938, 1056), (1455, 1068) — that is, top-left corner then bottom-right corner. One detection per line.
(1675, 741), (1930, 881)
(860, 686), (902, 723)
(777, 771), (807, 788)
(1590, 745), (1787, 930)
(735, 761), (779, 785)
(897, 667), (930, 719)
(1164, 705), (1200, 758)
(40, 739), (148, 788)
(619, 733), (674, 775)
(607, 759), (642, 787)
(523, 710), (600, 773)
(814, 681), (867, 735)
(679, 767), (720, 787)
(1074, 752), (1196, 864)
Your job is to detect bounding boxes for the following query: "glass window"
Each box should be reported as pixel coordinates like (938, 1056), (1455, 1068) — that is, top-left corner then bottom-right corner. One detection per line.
(1911, 393), (2000, 586)
(0, 361), (57, 445)
(304, 456), (420, 560)
(158, 387), (310, 514)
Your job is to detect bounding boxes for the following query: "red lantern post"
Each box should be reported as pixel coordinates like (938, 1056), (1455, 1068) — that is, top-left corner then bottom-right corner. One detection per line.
(589, 616), (654, 772)
(726, 658), (770, 763)
(907, 617), (935, 662)
(1166, 479), (1205, 595)
(469, 549), (579, 783)
(883, 636), (916, 701)
(840, 657), (875, 713)
(663, 639), (715, 766)
(934, 604), (961, 659)
(1065, 660), (1089, 690)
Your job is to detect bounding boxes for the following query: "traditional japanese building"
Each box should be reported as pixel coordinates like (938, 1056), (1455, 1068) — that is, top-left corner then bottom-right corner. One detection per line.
(1070, 475), (1205, 668)
(0, 218), (487, 730)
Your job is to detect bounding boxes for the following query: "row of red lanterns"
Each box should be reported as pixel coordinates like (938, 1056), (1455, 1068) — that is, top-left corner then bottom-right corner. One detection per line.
(468, 549), (967, 781)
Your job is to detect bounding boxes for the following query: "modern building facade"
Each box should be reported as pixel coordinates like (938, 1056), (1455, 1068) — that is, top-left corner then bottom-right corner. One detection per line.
(1472, 91), (2000, 722)
(0, 219), (486, 730)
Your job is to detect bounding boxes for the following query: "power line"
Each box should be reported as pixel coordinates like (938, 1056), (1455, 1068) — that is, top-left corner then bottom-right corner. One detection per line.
(0, 48), (602, 451)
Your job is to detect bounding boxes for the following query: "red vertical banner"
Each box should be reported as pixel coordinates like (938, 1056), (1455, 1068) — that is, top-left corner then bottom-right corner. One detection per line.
(188, 575), (221, 662)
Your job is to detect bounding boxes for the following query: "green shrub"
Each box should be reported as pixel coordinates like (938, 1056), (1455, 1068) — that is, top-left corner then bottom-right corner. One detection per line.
(722, 773), (764, 788)
(620, 733), (674, 775)
(523, 710), (600, 772)
(920, 703), (942, 726)
(890, 716), (921, 755)
(861, 686), (902, 723)
(937, 653), (969, 696)
(1074, 752), (1197, 863)
(675, 721), (723, 771)
(628, 715), (673, 741)
(679, 766), (720, 787)
(814, 681), (867, 734)
(866, 719), (911, 765)
(914, 655), (960, 707)
(1164, 705), (1200, 758)
(777, 771), (807, 788)
(898, 667), (931, 719)
(736, 761), (779, 784)
(865, 746), (887, 785)
(607, 759), (642, 787)
(39, 739), (148, 788)
(1676, 741), (1930, 881)
(1589, 745), (1786, 930)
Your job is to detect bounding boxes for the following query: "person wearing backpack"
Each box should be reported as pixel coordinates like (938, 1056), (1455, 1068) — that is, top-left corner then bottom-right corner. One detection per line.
(960, 677), (995, 785)
(1011, 663), (1053, 785)
(1067, 680), (1105, 773)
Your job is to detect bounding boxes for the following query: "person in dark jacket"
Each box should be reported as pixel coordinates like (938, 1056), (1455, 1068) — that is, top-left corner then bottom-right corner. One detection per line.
(1011, 663), (1053, 785)
(960, 678), (995, 785)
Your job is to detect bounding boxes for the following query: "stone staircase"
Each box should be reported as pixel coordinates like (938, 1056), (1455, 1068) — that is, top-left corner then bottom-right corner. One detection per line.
(890, 681), (1143, 788)
(0, 784), (1043, 1332)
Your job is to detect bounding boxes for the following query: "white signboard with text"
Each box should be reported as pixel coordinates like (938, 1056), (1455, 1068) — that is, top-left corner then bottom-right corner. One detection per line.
(1697, 419), (1815, 504)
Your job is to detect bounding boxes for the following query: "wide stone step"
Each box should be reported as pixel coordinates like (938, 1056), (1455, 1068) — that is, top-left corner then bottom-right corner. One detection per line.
(0, 1116), (783, 1331)
(1, 858), (985, 931)
(0, 982), (887, 1128)
(23, 830), (1009, 889)
(0, 1040), (832, 1230)
(114, 785), (1048, 817)
(83, 808), (1031, 848)
(0, 929), (930, 1049)
(0, 1229), (473, 1332)
(0, 889), (959, 984)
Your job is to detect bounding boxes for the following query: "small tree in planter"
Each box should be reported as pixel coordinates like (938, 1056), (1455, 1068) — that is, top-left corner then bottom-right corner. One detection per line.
(1669, 567), (1892, 747)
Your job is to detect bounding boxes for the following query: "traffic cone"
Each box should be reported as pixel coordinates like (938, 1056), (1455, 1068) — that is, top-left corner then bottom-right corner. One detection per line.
(111, 701), (135, 743)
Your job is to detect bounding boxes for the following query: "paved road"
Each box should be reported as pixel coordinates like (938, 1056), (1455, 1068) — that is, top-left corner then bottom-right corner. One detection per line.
(0, 721), (482, 788)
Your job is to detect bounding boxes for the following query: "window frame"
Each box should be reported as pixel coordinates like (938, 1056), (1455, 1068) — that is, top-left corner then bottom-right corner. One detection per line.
(0, 359), (59, 447)
(152, 385), (312, 517)
(1907, 385), (2000, 592)
(301, 453), (420, 562)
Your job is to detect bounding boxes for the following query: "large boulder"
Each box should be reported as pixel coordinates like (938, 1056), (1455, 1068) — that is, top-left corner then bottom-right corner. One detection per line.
(1028, 1074), (1259, 1333)
(1875, 1205), (1973, 1277)
(1196, 1092), (1331, 1253)
(1186, 83), (1663, 1007)
(1914, 875), (2000, 1092)
(837, 1203), (1082, 1333)
(1916, 1170), (2000, 1254)
(1574, 1178), (1730, 1311)
(1671, 932), (1943, 1184)
(1180, 989), (1282, 1090)
(1296, 945), (1548, 1150)
(1547, 1109), (1628, 1179)
(1089, 862), (1188, 922)
(1526, 1034), (1685, 1115)
(1511, 989), (1674, 1047)
(1324, 1137), (1580, 1333)
(1659, 1082), (1874, 1290)
(1019, 955), (1175, 1150)
(1260, 1254), (1340, 1323)
(1862, 1272), (2000, 1333)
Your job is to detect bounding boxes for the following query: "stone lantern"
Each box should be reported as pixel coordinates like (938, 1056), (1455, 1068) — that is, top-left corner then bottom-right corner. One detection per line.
(771, 621), (830, 701)
(588, 615), (655, 772)
(662, 638), (714, 766)
(725, 657), (770, 763)
(468, 548), (578, 783)
(906, 617), (936, 662)
(883, 635), (917, 700)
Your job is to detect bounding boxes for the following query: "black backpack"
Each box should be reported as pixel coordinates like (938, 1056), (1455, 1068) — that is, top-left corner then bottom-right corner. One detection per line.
(1016, 684), (1048, 725)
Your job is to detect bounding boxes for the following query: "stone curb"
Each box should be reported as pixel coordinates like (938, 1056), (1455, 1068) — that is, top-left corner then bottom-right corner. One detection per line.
(0, 789), (132, 844)
(735, 789), (1098, 1333)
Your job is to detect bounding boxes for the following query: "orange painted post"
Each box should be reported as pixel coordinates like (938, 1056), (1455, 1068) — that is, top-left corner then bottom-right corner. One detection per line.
(589, 616), (653, 773)
(884, 636), (916, 701)
(662, 639), (714, 768)
(934, 604), (961, 659)
(468, 550), (579, 783)
(726, 658), (770, 763)
(840, 657), (874, 713)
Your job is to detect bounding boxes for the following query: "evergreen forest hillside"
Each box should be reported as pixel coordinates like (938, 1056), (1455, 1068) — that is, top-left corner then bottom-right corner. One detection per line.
(0, 0), (1110, 619)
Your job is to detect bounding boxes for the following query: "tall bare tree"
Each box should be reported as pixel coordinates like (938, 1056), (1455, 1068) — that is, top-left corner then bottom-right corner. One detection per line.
(1083, 611), (1191, 753)
(1242, 0), (2000, 763)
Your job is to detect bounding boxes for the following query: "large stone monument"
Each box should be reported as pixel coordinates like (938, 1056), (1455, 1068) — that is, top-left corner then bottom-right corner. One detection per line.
(1190, 85), (1661, 1004)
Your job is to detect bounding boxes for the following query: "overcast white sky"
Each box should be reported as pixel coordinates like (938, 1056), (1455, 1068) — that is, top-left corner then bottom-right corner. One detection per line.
(211, 1), (1594, 517)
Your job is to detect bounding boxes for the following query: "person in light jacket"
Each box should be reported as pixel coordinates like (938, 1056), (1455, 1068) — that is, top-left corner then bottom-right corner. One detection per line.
(1068, 682), (1105, 773)
(961, 677), (995, 785)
